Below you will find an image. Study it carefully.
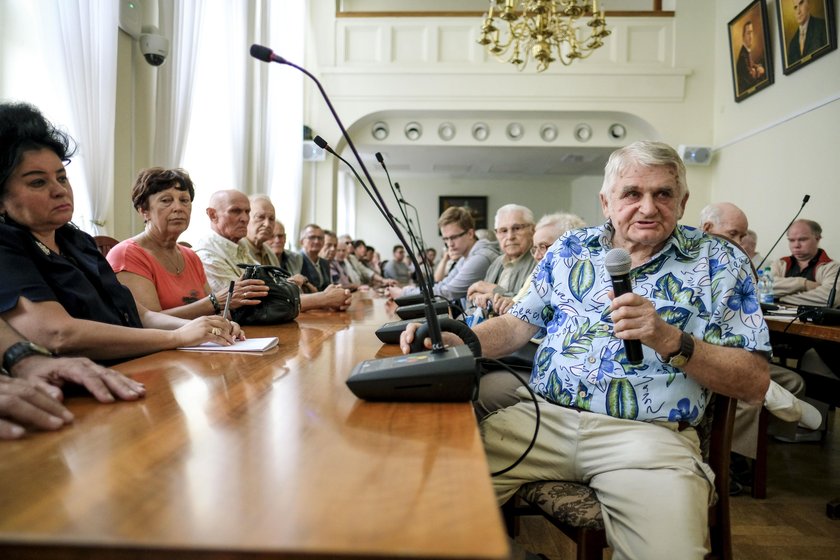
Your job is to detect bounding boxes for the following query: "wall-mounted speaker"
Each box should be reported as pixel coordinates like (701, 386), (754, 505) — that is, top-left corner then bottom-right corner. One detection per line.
(678, 145), (713, 166)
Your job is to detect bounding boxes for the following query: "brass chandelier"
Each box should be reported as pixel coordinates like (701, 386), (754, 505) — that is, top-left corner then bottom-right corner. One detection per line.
(478, 0), (611, 72)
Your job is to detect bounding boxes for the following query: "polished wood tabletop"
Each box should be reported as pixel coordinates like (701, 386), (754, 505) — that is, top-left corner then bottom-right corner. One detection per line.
(765, 315), (840, 343)
(0, 293), (508, 560)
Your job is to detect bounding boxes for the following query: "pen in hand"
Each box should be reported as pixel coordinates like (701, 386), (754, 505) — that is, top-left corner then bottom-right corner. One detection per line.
(222, 280), (235, 320)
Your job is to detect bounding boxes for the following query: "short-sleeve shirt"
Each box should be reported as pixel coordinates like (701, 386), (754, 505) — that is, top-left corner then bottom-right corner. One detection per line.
(511, 222), (771, 426)
(107, 239), (208, 311)
(0, 220), (142, 328)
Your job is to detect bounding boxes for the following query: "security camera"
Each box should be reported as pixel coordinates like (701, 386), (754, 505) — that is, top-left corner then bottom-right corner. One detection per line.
(139, 26), (169, 66)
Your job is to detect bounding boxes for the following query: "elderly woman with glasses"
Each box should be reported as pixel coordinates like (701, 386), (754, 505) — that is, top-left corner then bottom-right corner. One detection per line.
(0, 102), (241, 366)
(107, 168), (263, 319)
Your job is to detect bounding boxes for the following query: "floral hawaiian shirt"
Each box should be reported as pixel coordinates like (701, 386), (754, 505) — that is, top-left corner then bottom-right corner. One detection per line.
(510, 222), (771, 426)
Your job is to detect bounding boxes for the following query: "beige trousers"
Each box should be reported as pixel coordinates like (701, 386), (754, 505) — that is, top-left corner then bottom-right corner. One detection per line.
(481, 387), (714, 560)
(731, 364), (805, 458)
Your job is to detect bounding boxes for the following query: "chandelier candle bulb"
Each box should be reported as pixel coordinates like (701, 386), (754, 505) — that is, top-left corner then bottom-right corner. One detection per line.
(479, 0), (610, 72)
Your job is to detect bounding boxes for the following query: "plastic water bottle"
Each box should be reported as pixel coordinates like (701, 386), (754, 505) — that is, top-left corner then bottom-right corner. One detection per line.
(757, 268), (774, 305)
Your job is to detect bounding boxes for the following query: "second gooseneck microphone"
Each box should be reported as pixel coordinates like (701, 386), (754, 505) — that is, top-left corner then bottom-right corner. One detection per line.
(604, 248), (644, 365)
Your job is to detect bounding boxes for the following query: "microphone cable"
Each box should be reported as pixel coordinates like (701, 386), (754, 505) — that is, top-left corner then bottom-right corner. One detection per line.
(478, 357), (541, 477)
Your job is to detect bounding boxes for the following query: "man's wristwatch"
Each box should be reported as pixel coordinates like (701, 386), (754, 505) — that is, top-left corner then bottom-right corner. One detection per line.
(2, 341), (54, 376)
(663, 332), (695, 368)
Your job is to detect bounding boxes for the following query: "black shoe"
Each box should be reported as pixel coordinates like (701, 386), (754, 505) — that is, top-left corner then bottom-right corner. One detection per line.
(730, 452), (753, 488)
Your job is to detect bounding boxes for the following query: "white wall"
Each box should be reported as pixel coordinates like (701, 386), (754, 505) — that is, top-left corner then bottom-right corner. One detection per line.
(352, 174), (579, 255)
(711, 0), (840, 264)
(310, 1), (719, 246)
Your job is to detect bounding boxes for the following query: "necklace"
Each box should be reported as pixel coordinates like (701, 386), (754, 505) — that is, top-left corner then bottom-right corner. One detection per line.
(160, 247), (183, 274)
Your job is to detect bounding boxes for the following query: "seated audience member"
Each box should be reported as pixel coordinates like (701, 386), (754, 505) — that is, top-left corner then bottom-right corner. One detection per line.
(333, 238), (362, 289)
(194, 194), (350, 312)
(742, 229), (762, 268)
(245, 197), (308, 290)
(0, 102), (240, 361)
(299, 224), (331, 292)
(699, 201), (749, 246)
(770, 219), (839, 306)
(402, 141), (771, 559)
(467, 204), (536, 308)
(267, 221), (304, 277)
(365, 245), (382, 275)
(323, 231), (356, 290)
(487, 212), (587, 315)
(383, 245), (413, 285)
(389, 206), (500, 304)
(0, 317), (145, 439)
(473, 211), (586, 416)
(433, 245), (459, 282)
(337, 234), (394, 287)
(700, 201), (810, 494)
(424, 247), (438, 267)
(108, 169), (264, 319)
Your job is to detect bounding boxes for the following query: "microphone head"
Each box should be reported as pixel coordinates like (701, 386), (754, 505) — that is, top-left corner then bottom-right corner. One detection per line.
(375, 152), (384, 164)
(249, 44), (274, 62)
(313, 135), (329, 150)
(605, 248), (632, 277)
(394, 182), (402, 191)
(803, 194), (811, 204)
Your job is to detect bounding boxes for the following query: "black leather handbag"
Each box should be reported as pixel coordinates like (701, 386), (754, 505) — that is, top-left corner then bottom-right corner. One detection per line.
(231, 264), (301, 325)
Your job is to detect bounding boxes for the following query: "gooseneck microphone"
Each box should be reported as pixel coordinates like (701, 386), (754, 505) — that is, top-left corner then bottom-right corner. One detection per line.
(251, 44), (479, 401)
(756, 194), (810, 270)
(374, 153), (432, 287)
(604, 248), (644, 364)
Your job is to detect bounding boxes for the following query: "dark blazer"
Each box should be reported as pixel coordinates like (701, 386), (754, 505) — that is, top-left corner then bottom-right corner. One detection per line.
(787, 15), (828, 64)
(736, 46), (760, 92)
(299, 252), (331, 291)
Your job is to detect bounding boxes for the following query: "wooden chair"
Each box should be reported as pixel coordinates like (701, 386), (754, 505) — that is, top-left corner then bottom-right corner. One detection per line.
(93, 235), (119, 257)
(502, 394), (737, 560)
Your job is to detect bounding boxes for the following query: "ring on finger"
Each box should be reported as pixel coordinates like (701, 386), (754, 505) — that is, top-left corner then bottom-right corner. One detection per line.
(211, 327), (222, 336)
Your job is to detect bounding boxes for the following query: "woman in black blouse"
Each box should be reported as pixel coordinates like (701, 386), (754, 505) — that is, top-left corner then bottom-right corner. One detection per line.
(0, 102), (241, 362)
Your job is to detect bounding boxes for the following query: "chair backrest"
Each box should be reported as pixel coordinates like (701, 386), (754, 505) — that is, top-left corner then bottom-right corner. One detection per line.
(93, 235), (119, 257)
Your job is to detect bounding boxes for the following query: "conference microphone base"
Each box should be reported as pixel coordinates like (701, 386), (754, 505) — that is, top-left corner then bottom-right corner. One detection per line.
(346, 344), (478, 402)
(797, 306), (840, 326)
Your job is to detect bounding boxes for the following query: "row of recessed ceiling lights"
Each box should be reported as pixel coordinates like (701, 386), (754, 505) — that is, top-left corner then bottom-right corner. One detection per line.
(371, 121), (627, 143)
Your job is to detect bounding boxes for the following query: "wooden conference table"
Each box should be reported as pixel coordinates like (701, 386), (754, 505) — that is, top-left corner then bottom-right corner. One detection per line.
(0, 293), (509, 560)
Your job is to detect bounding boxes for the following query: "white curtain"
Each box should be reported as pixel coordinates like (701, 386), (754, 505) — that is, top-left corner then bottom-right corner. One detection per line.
(264, 0), (304, 244)
(181, 0), (304, 244)
(153, 0), (205, 168)
(55, 0), (119, 235)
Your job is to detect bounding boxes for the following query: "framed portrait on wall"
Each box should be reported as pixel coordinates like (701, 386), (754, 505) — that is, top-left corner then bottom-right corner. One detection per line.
(728, 0), (774, 102)
(438, 196), (488, 231)
(776, 0), (837, 74)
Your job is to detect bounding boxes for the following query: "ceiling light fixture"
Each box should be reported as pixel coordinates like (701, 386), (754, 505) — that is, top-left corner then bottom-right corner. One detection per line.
(574, 123), (592, 142)
(438, 122), (456, 141)
(539, 124), (558, 142)
(478, 1), (611, 72)
(404, 122), (423, 141)
(371, 122), (389, 141)
(608, 123), (626, 140)
(506, 122), (524, 140)
(472, 122), (490, 141)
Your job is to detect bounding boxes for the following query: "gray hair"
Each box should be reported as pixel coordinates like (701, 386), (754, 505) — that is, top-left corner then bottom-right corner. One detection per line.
(600, 141), (688, 199)
(494, 203), (535, 229)
(699, 203), (723, 228)
(535, 212), (586, 239)
(248, 193), (274, 208)
(744, 229), (757, 243)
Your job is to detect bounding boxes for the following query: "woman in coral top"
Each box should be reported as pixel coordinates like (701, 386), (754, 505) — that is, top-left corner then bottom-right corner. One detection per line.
(107, 168), (264, 318)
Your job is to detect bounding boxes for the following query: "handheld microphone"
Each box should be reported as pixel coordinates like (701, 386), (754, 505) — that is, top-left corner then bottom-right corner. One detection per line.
(604, 248), (644, 364)
(756, 194), (810, 270)
(251, 44), (479, 401)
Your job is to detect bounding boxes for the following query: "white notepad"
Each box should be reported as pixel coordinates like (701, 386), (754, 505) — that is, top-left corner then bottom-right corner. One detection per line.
(177, 337), (279, 353)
